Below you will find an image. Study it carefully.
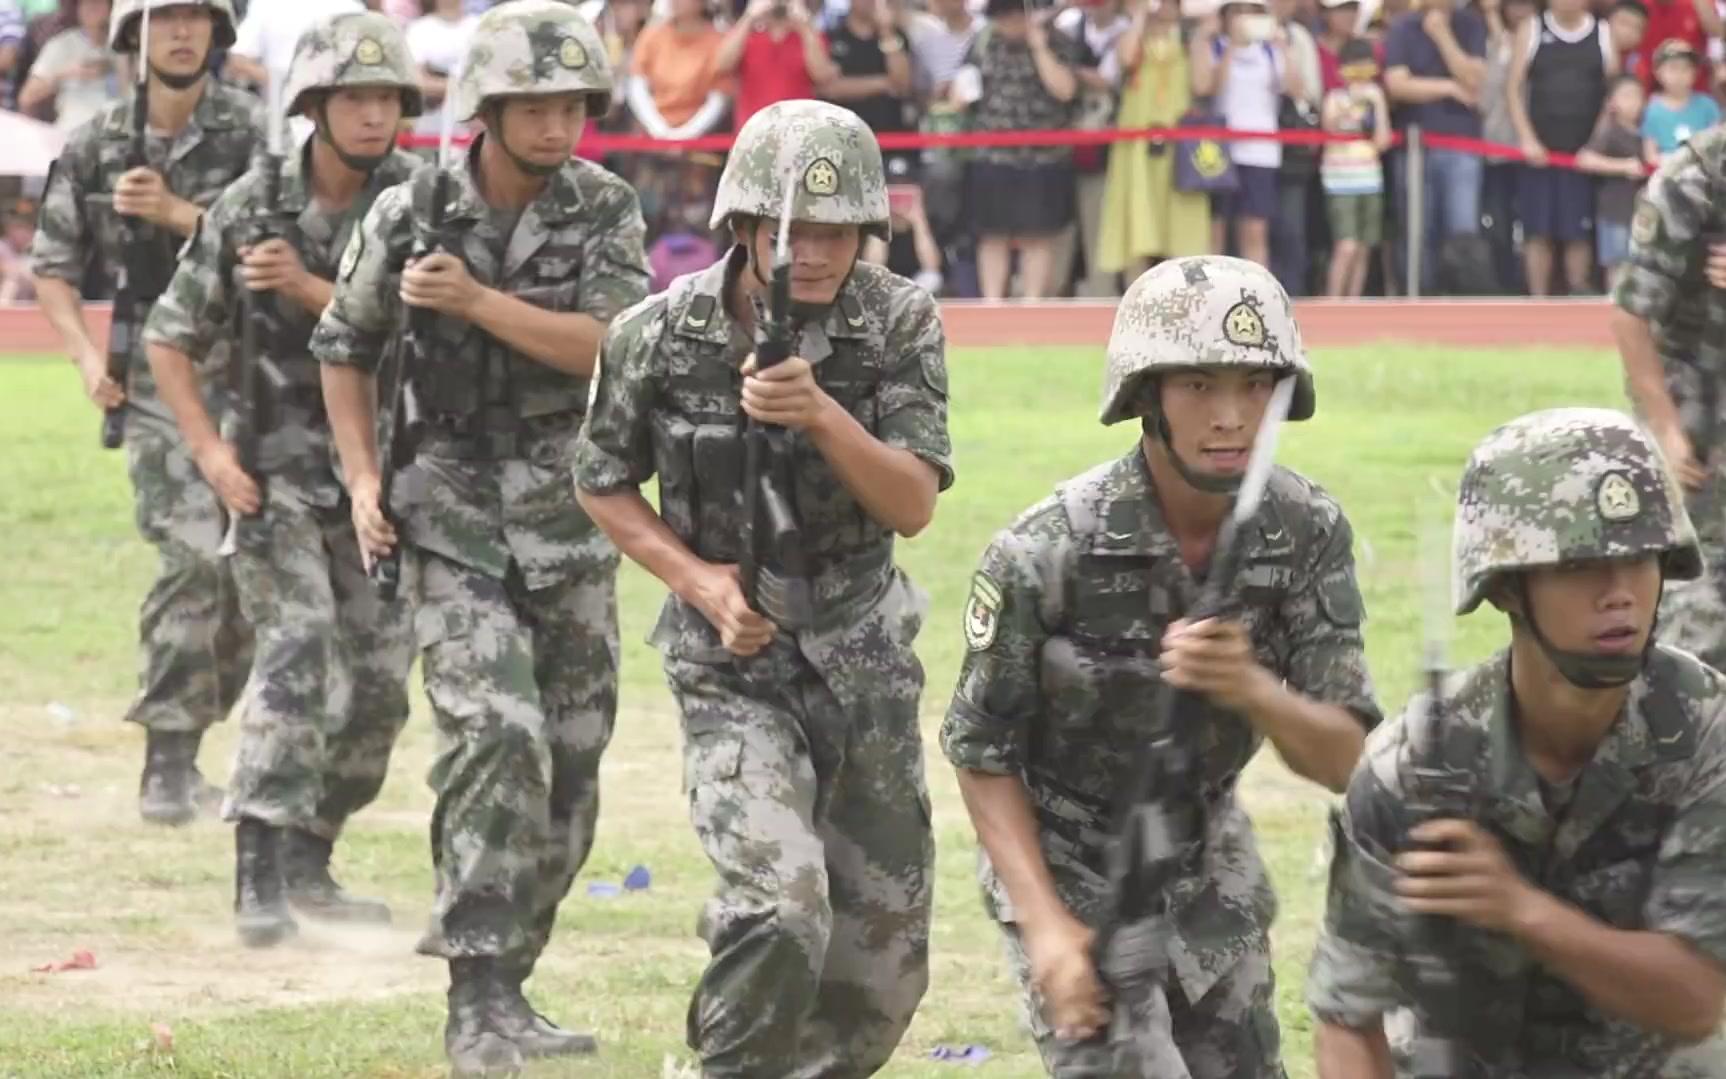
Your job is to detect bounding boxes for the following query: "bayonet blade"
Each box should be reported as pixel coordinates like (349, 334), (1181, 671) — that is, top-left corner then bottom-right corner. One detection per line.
(1231, 376), (1296, 525)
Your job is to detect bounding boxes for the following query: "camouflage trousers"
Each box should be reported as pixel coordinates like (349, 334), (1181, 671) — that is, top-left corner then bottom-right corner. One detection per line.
(222, 489), (415, 837)
(662, 576), (935, 1079)
(124, 428), (253, 733)
(1662, 464), (1726, 673)
(413, 551), (619, 970)
(1000, 925), (1285, 1079)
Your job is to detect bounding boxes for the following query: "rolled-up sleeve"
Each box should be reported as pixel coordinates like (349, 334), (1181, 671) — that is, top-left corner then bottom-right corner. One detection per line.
(574, 298), (664, 495)
(1647, 711), (1726, 969)
(875, 286), (954, 492)
(1281, 504), (1383, 731)
(1612, 149), (1711, 326)
(310, 185), (408, 374)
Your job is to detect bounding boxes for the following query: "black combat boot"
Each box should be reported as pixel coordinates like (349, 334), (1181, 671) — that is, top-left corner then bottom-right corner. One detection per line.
(280, 828), (392, 924)
(445, 958), (525, 1078)
(233, 817), (298, 948)
(493, 963), (598, 1058)
(138, 730), (204, 826)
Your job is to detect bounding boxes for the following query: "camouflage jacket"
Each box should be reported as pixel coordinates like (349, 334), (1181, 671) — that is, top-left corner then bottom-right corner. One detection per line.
(29, 79), (263, 437)
(940, 446), (1380, 1001)
(1612, 126), (1726, 456)
(1307, 646), (1726, 1078)
(144, 139), (420, 509)
(309, 141), (650, 586)
(573, 245), (954, 658)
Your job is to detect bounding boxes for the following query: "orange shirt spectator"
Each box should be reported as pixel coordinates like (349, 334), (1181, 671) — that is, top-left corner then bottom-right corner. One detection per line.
(630, 0), (731, 133)
(714, 0), (838, 131)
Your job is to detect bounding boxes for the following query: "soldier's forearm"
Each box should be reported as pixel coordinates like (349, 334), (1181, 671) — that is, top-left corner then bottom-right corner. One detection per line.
(575, 486), (711, 603)
(466, 287), (604, 376)
(1314, 1021), (1393, 1079)
(321, 365), (382, 487)
(1612, 307), (1683, 437)
(34, 276), (98, 366)
(289, 273), (334, 319)
(1238, 675), (1364, 793)
(954, 769), (1074, 932)
(163, 195), (202, 239)
(806, 400), (939, 537)
(146, 342), (221, 455)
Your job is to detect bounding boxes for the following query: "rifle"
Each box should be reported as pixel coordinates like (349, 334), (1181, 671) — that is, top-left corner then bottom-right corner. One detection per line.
(218, 78), (289, 558)
(368, 96), (452, 601)
(737, 178), (812, 632)
(101, 2), (155, 450)
(1090, 376), (1296, 1073)
(1397, 489), (1476, 1078)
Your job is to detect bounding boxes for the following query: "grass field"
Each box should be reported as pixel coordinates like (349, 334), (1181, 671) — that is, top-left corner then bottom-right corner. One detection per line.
(0, 342), (1625, 1078)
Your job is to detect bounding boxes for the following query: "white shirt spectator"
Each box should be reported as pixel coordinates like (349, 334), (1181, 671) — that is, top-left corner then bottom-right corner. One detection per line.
(232, 0), (365, 140)
(906, 4), (979, 96)
(1053, 4), (1129, 85)
(1217, 40), (1284, 168)
(32, 26), (119, 134)
(406, 10), (479, 139)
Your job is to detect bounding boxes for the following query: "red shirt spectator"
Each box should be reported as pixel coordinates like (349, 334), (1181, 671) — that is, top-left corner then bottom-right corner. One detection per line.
(1637, 0), (1719, 90)
(714, 0), (838, 131)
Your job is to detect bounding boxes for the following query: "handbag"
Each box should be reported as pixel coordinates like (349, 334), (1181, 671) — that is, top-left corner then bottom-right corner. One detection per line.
(1174, 106), (1239, 194)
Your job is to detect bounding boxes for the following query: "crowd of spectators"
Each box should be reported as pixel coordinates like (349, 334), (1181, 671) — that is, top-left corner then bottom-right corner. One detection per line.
(3, 0), (1725, 302)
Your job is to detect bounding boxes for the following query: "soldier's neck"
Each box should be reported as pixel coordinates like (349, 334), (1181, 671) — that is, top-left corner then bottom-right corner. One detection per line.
(1141, 437), (1229, 572)
(145, 73), (204, 136)
(306, 139), (369, 210)
(1507, 635), (1630, 778)
(474, 137), (548, 210)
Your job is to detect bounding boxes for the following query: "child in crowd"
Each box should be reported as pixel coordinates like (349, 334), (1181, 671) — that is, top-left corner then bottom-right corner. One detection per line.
(1320, 38), (1391, 297)
(1642, 37), (1720, 164)
(1608, 0), (1650, 83)
(1579, 75), (1649, 290)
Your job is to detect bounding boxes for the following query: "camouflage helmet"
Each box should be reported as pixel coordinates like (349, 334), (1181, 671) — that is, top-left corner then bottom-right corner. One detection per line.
(110, 0), (238, 52)
(1453, 407), (1703, 615)
(283, 12), (424, 119)
(709, 100), (891, 241)
(452, 0), (613, 124)
(1099, 256), (1316, 426)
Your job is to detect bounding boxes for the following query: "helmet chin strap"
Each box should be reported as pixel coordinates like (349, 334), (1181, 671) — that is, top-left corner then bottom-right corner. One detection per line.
(312, 102), (390, 174)
(1142, 409), (1241, 495)
(1513, 576), (1662, 690)
(148, 61), (205, 91)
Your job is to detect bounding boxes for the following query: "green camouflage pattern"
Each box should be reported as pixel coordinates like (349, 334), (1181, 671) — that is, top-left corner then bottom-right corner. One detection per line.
(708, 99), (891, 240)
(283, 11), (424, 119)
(413, 550), (618, 967)
(940, 447), (1379, 1072)
(573, 249), (952, 1075)
(109, 0), (238, 50)
(1453, 407), (1703, 615)
(1101, 257), (1316, 426)
(451, 0), (613, 122)
(223, 495), (414, 840)
(1612, 128), (1726, 672)
(1307, 646), (1726, 1076)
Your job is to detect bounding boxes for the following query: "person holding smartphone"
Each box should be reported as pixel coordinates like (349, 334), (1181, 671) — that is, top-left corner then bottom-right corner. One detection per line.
(713, 0), (838, 131)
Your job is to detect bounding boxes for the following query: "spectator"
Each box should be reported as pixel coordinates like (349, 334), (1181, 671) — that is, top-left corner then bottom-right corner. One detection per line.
(1478, 0), (1535, 293)
(1097, 0), (1212, 279)
(0, 195), (36, 306)
(1270, 0), (1320, 294)
(406, 0), (479, 139)
(714, 0), (838, 131)
(1384, 0), (1488, 291)
(1321, 36), (1390, 295)
(226, 0), (363, 94)
(1201, 0), (1301, 271)
(1633, 0), (1717, 92)
(1507, 0), (1614, 295)
(821, 0), (923, 264)
(1609, 0), (1649, 81)
(627, 0), (730, 139)
(585, 0), (651, 121)
(1642, 36), (1718, 162)
(1576, 74), (1647, 289)
(1317, 0), (1363, 90)
(906, 0), (979, 97)
(0, 0), (23, 111)
(950, 0), (1080, 299)
(1051, 0), (1130, 296)
(17, 0), (116, 134)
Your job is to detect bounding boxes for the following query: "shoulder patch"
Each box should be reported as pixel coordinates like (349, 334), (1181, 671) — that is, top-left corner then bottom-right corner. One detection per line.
(339, 232), (363, 281)
(964, 571), (1003, 651)
(839, 292), (865, 328)
(685, 293), (716, 330)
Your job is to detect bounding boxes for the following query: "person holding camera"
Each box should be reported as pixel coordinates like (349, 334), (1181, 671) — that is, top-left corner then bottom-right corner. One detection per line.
(713, 0), (837, 130)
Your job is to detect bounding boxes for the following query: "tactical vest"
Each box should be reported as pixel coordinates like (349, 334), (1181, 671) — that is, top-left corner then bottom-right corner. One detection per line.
(649, 272), (894, 584)
(406, 164), (589, 443)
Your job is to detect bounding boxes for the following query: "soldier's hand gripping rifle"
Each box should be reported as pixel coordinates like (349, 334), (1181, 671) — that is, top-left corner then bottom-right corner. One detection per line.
(1090, 377), (1296, 1074)
(368, 99), (452, 601)
(102, 3), (157, 450)
(738, 178), (812, 631)
(218, 80), (290, 558)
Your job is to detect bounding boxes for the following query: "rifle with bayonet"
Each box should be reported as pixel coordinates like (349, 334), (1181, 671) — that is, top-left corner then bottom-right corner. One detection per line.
(368, 95), (452, 601)
(737, 177), (812, 632)
(102, 3), (163, 450)
(1090, 377), (1297, 1074)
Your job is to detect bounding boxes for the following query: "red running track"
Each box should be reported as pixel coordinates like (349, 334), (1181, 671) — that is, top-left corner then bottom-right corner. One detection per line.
(0, 298), (1614, 355)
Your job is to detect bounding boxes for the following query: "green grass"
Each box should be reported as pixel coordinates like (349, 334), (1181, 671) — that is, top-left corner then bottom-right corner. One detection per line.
(0, 344), (1627, 1077)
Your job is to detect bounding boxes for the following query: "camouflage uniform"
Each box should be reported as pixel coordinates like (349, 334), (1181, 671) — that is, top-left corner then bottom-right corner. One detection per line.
(310, 0), (647, 1068)
(1613, 126), (1726, 672)
(29, 0), (257, 823)
(575, 100), (952, 1077)
(1308, 407), (1726, 1078)
(941, 257), (1380, 1078)
(142, 12), (423, 937)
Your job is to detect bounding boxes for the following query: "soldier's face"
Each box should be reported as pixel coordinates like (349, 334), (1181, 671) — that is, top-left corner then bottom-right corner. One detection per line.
(324, 86), (406, 158)
(744, 218), (863, 305)
(146, 5), (214, 78)
(1520, 556), (1661, 657)
(1157, 368), (1279, 479)
(493, 93), (589, 169)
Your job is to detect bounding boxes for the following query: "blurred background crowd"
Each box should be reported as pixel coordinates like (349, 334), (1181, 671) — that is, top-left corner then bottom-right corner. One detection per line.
(0, 0), (1719, 302)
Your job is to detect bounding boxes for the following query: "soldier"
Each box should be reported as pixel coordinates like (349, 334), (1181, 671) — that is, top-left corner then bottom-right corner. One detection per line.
(1308, 407), (1726, 1077)
(941, 256), (1380, 1077)
(1612, 125), (1726, 673)
(575, 99), (952, 1077)
(142, 11), (422, 946)
(310, 1), (648, 1072)
(29, 0), (258, 827)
